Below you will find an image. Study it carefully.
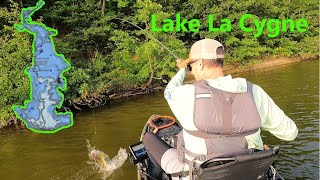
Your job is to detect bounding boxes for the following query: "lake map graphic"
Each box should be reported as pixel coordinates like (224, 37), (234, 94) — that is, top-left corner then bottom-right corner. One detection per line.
(12, 0), (73, 133)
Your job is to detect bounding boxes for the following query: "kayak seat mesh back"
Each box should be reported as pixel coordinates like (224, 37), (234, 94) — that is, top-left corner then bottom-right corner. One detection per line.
(198, 149), (276, 180)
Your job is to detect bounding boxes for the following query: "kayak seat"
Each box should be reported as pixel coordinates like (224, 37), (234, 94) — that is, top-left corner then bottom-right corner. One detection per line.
(196, 147), (280, 180)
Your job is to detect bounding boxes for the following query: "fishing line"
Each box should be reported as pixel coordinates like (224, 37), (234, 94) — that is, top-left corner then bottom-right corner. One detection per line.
(110, 17), (179, 59)
(93, 108), (97, 135)
(86, 17), (179, 179)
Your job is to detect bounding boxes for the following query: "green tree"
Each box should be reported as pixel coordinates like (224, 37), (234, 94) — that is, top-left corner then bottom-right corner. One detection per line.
(0, 1), (31, 126)
(0, 0), (318, 126)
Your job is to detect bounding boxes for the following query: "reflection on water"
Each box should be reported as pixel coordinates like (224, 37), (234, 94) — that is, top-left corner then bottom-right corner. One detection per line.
(0, 60), (318, 180)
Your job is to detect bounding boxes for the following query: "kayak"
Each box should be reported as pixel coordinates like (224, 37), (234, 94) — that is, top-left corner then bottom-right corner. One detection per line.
(128, 115), (284, 180)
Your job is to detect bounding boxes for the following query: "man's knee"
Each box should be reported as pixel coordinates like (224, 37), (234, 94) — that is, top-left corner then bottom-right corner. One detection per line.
(142, 132), (184, 174)
(142, 132), (170, 167)
(161, 148), (185, 174)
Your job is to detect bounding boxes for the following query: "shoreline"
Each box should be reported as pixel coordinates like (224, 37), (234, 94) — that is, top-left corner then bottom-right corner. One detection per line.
(2, 55), (318, 129)
(224, 55), (318, 74)
(183, 54), (318, 83)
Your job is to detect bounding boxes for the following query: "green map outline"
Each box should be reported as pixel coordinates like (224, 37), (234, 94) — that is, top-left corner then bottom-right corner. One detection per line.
(11, 0), (74, 134)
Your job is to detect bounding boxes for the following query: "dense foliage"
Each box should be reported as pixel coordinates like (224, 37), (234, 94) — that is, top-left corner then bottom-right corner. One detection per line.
(0, 0), (318, 126)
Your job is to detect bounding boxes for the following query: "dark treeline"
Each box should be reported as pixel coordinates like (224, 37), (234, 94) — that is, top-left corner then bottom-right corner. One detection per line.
(0, 0), (318, 126)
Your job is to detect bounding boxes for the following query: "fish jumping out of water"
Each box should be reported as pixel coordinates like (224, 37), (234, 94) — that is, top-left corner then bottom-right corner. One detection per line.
(87, 140), (128, 179)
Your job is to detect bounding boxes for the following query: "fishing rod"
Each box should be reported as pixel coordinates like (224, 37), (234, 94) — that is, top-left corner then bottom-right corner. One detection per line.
(110, 17), (179, 60)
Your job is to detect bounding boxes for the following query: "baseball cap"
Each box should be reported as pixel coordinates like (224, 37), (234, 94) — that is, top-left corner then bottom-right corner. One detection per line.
(189, 39), (224, 60)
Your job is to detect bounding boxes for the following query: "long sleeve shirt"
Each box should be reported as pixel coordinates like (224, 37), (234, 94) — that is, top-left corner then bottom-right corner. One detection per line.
(164, 68), (298, 150)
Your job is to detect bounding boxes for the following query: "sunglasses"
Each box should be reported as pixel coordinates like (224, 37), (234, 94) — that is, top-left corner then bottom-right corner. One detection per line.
(186, 60), (198, 71)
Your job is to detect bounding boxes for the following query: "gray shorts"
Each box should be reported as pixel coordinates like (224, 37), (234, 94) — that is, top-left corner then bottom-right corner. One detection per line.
(142, 132), (185, 174)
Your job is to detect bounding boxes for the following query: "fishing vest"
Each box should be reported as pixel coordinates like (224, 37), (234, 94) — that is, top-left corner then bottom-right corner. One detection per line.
(176, 80), (261, 179)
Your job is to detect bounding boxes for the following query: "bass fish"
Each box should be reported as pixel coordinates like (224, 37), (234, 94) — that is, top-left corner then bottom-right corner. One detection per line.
(87, 140), (128, 179)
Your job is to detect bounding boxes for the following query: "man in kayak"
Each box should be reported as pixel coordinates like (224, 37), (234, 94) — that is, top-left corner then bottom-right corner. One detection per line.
(142, 39), (298, 179)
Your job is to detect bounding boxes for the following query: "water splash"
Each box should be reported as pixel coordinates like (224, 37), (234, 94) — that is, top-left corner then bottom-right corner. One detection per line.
(86, 140), (128, 179)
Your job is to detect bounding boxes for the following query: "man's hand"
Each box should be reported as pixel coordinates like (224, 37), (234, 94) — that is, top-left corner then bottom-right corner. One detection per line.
(176, 58), (191, 69)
